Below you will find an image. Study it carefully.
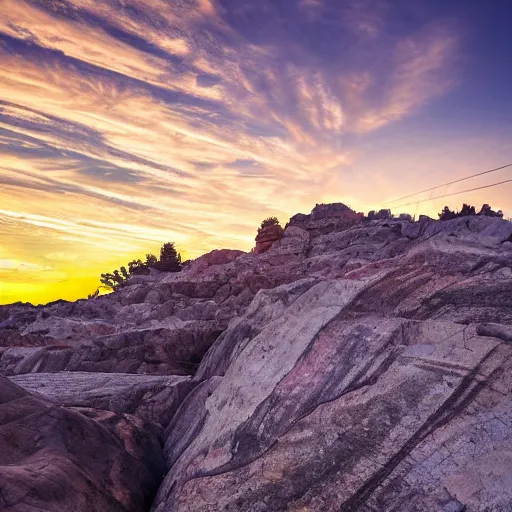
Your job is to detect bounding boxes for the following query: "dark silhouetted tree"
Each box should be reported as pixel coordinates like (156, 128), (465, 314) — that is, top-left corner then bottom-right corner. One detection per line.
(100, 269), (127, 290)
(438, 203), (504, 221)
(100, 259), (149, 291)
(156, 242), (182, 272)
(367, 209), (392, 221)
(99, 243), (183, 291)
(260, 217), (280, 229)
(145, 253), (158, 267)
(459, 204), (476, 217)
(478, 204), (503, 218)
(87, 288), (100, 299)
(128, 259), (149, 275)
(439, 206), (457, 221)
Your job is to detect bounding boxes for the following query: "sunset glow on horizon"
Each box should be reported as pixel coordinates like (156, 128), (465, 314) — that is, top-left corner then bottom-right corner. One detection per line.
(1, 0), (511, 305)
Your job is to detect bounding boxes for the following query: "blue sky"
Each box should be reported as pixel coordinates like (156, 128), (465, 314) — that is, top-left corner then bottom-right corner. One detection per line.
(0, 0), (511, 303)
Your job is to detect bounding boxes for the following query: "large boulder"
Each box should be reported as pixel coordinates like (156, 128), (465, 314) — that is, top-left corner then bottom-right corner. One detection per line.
(310, 202), (363, 221)
(0, 375), (164, 512)
(288, 203), (364, 236)
(153, 276), (512, 511)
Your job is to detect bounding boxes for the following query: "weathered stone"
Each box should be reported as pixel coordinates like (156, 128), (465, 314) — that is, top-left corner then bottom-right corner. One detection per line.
(1, 206), (512, 512)
(0, 375), (164, 512)
(254, 223), (285, 254)
(185, 249), (245, 277)
(9, 372), (194, 427)
(311, 202), (362, 221)
(153, 287), (512, 512)
(287, 203), (363, 237)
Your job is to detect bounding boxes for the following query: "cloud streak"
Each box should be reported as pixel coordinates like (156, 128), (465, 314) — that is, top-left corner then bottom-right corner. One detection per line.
(2, 0), (501, 304)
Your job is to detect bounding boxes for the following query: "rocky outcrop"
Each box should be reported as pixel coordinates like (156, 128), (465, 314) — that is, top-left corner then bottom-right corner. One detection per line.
(1, 204), (512, 511)
(9, 372), (194, 427)
(288, 202), (364, 236)
(154, 293), (512, 511)
(310, 202), (363, 221)
(254, 224), (284, 254)
(0, 322), (224, 376)
(0, 375), (164, 511)
(156, 214), (512, 512)
(0, 242), (311, 376)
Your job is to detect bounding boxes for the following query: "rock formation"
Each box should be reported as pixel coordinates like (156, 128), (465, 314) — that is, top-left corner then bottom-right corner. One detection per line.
(288, 202), (364, 237)
(0, 375), (164, 511)
(1, 203), (512, 511)
(367, 208), (393, 221)
(254, 223), (284, 254)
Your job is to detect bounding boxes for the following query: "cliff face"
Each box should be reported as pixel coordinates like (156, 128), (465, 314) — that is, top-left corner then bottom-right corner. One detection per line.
(1, 206), (512, 512)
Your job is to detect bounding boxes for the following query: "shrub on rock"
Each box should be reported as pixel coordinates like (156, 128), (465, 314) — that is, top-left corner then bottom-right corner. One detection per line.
(99, 244), (182, 292)
(438, 206), (457, 220)
(439, 203), (503, 221)
(254, 218), (284, 254)
(154, 242), (182, 272)
(260, 216), (280, 229)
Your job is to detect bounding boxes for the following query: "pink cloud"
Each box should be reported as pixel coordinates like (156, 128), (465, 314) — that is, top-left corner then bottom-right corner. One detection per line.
(358, 22), (460, 131)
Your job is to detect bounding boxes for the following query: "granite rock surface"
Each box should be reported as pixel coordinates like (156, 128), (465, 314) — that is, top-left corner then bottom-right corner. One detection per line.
(1, 206), (512, 511)
(0, 375), (164, 512)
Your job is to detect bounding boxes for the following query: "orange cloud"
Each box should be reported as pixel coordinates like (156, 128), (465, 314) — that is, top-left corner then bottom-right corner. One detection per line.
(2, 1), (506, 305)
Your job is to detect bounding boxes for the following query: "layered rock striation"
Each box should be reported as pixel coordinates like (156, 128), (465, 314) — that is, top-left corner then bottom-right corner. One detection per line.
(1, 204), (512, 511)
(254, 223), (284, 254)
(0, 375), (164, 511)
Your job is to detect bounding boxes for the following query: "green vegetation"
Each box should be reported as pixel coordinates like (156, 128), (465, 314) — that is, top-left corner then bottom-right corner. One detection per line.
(260, 216), (280, 229)
(98, 242), (182, 292)
(154, 242), (182, 272)
(145, 253), (158, 267)
(439, 203), (503, 221)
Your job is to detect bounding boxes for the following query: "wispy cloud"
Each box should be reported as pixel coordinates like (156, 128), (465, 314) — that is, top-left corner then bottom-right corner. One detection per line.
(0, 259), (53, 272)
(357, 22), (460, 131)
(0, 0), (473, 303)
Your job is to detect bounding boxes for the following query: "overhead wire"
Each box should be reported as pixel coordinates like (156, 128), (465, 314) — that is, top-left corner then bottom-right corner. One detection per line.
(385, 163), (512, 206)
(391, 179), (512, 210)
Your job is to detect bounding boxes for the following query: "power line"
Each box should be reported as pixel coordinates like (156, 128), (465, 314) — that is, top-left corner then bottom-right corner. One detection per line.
(392, 179), (512, 210)
(385, 163), (512, 205)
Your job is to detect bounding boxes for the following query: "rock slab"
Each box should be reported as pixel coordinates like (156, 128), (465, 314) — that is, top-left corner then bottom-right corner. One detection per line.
(0, 375), (164, 512)
(1, 207), (512, 512)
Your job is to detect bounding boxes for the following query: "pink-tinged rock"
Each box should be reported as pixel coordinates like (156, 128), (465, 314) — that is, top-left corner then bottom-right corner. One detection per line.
(254, 224), (285, 254)
(185, 249), (246, 277)
(2, 206), (512, 512)
(0, 375), (164, 512)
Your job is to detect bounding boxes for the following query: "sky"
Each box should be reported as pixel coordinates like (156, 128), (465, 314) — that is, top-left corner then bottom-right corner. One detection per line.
(1, 0), (512, 305)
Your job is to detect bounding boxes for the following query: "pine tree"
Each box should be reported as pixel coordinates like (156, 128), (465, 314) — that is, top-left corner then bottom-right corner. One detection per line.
(157, 242), (182, 272)
(98, 243), (183, 292)
(145, 253), (158, 267)
(439, 206), (456, 220)
(459, 204), (476, 217)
